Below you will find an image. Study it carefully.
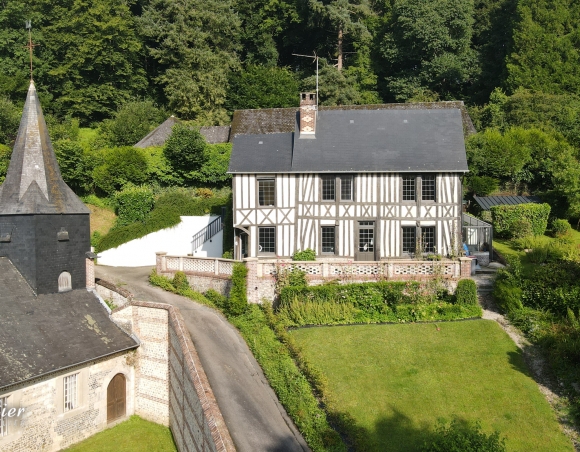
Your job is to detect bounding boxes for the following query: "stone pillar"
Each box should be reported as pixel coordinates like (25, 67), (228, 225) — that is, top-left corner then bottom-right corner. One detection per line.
(459, 257), (471, 278)
(244, 258), (259, 304)
(156, 252), (167, 273)
(86, 258), (95, 289)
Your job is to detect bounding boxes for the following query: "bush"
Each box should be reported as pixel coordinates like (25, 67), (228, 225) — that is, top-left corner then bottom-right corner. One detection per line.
(0, 144), (12, 184)
(93, 146), (149, 195)
(493, 279), (523, 313)
(422, 418), (506, 452)
(172, 271), (190, 291)
(204, 289), (228, 309)
(455, 279), (478, 305)
(292, 249), (316, 261)
(490, 203), (551, 238)
(114, 185), (155, 227)
(194, 143), (232, 185)
(551, 218), (572, 237)
(99, 100), (166, 147)
(228, 263), (248, 316)
(275, 266), (308, 292)
(164, 124), (206, 183)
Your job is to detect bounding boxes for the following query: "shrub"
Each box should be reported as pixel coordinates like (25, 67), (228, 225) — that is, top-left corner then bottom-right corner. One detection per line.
(551, 218), (572, 237)
(194, 143), (232, 185)
(204, 289), (228, 309)
(275, 266), (308, 292)
(490, 203), (551, 238)
(228, 263), (248, 316)
(0, 144), (12, 184)
(455, 279), (477, 305)
(292, 248), (316, 261)
(195, 187), (213, 198)
(422, 418), (506, 452)
(172, 271), (190, 291)
(93, 146), (149, 195)
(164, 124), (206, 183)
(493, 279), (523, 313)
(114, 185), (155, 227)
(527, 245), (549, 264)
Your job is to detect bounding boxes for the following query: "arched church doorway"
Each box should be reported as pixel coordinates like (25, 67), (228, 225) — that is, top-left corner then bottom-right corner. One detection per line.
(107, 373), (126, 423)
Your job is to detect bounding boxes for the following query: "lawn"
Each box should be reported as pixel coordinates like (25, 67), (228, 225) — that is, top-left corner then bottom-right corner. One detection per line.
(291, 320), (573, 452)
(63, 416), (176, 452)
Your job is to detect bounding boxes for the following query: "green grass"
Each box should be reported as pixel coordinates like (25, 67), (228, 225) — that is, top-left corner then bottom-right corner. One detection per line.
(291, 320), (574, 452)
(63, 416), (176, 452)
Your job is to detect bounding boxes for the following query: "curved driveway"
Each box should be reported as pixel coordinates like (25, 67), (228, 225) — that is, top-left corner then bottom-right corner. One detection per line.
(95, 265), (309, 452)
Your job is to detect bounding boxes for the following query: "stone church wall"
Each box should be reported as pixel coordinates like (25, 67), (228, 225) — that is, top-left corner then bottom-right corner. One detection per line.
(0, 353), (135, 452)
(111, 301), (235, 452)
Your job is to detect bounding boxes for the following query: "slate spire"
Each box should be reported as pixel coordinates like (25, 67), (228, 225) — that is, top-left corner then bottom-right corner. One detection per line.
(0, 81), (89, 214)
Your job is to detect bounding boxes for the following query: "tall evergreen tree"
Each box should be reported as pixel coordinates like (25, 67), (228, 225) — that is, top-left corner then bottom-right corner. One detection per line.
(506, 0), (580, 94)
(378, 0), (477, 102)
(43, 0), (148, 124)
(139, 0), (241, 124)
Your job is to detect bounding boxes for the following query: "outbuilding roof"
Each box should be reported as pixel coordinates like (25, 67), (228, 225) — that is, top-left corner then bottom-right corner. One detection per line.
(229, 108), (468, 173)
(474, 195), (543, 211)
(0, 258), (138, 390)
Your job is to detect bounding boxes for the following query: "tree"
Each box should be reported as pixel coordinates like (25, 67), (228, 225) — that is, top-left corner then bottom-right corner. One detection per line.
(378, 0), (477, 101)
(0, 144), (12, 184)
(42, 0), (147, 124)
(506, 0), (580, 95)
(163, 125), (207, 184)
(226, 65), (300, 111)
(0, 97), (21, 145)
(54, 140), (93, 193)
(303, 59), (366, 105)
(139, 0), (241, 123)
(93, 146), (149, 195)
(99, 100), (166, 147)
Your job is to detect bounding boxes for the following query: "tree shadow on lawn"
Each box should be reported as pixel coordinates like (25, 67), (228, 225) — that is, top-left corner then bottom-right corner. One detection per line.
(330, 407), (464, 452)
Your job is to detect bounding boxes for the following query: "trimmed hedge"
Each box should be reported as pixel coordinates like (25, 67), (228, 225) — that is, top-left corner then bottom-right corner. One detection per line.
(490, 203), (550, 238)
(455, 279), (478, 305)
(292, 248), (316, 261)
(96, 190), (228, 252)
(114, 185), (154, 227)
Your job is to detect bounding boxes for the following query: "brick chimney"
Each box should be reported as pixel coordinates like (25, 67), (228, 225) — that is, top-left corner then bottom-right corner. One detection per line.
(299, 92), (317, 136)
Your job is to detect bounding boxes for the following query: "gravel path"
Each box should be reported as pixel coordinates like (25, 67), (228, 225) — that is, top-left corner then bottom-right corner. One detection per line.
(473, 272), (580, 451)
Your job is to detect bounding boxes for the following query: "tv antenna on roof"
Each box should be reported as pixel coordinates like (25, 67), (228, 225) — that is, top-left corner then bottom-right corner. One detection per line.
(292, 52), (319, 108)
(24, 20), (39, 81)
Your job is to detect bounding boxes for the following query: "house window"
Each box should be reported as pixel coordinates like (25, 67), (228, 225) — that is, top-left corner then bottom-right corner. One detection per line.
(258, 227), (275, 254)
(340, 175), (353, 201)
(402, 176), (415, 201)
(402, 227), (416, 253)
(422, 175), (436, 201)
(321, 227), (336, 253)
(64, 373), (79, 412)
(58, 271), (72, 292)
(0, 396), (7, 436)
(321, 175), (335, 201)
(421, 226), (436, 253)
(258, 179), (275, 206)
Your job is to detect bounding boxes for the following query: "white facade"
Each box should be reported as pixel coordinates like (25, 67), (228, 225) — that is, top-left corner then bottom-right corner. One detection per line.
(233, 173), (462, 260)
(98, 216), (223, 267)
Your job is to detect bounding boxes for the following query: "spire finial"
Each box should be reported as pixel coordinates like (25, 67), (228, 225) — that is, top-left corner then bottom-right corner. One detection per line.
(24, 20), (38, 82)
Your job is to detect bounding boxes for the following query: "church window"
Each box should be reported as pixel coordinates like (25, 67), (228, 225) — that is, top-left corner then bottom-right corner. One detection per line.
(58, 272), (72, 292)
(64, 373), (78, 412)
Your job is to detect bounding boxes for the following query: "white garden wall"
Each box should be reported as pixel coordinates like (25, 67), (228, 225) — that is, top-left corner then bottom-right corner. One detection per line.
(98, 216), (223, 267)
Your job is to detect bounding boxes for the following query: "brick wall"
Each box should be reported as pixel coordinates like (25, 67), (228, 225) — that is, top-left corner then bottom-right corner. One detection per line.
(96, 278), (133, 308)
(112, 301), (235, 452)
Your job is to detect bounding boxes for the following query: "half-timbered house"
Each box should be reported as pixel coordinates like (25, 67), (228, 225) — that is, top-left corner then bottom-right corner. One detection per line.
(228, 93), (469, 261)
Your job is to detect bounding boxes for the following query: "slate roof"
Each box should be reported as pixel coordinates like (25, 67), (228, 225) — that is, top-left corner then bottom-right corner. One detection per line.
(474, 195), (543, 211)
(134, 117), (231, 147)
(199, 126), (231, 144)
(0, 82), (89, 215)
(230, 101), (476, 138)
(229, 108), (468, 173)
(0, 258), (138, 390)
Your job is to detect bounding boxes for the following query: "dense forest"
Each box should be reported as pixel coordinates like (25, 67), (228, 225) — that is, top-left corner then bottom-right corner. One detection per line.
(0, 0), (580, 219)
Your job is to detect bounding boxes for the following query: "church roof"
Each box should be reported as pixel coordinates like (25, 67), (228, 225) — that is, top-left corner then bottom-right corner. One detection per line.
(0, 82), (89, 215)
(0, 258), (138, 390)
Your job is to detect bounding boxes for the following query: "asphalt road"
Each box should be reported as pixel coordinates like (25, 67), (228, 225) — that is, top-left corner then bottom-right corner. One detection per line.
(95, 265), (310, 452)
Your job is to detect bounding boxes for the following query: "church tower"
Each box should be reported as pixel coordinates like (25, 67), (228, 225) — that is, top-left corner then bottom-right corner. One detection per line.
(0, 81), (90, 294)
